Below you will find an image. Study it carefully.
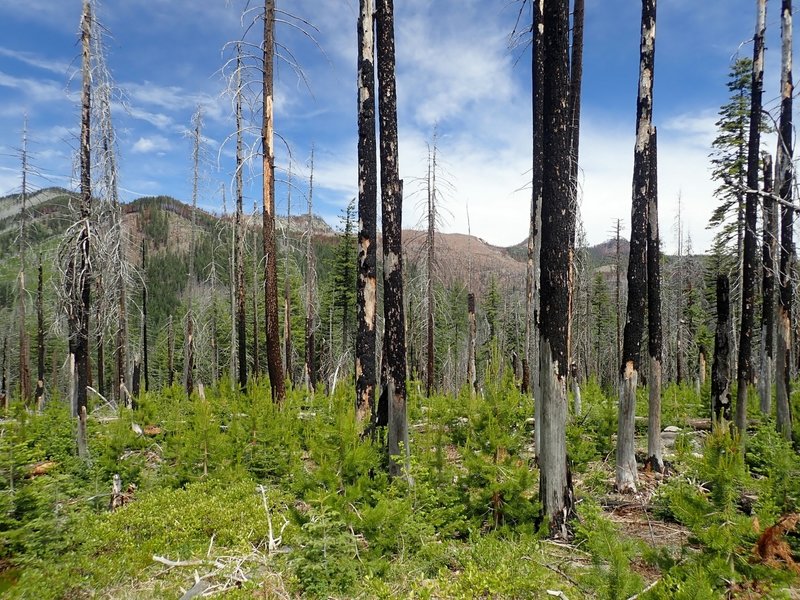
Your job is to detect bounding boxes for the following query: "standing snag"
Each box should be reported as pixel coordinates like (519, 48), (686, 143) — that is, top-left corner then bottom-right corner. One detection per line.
(712, 275), (732, 422)
(356, 0), (378, 422)
(537, 0), (575, 537)
(262, 0), (285, 403)
(617, 0), (656, 494)
(775, 0), (793, 440)
(736, 0), (766, 435)
(646, 126), (663, 472)
(376, 0), (408, 475)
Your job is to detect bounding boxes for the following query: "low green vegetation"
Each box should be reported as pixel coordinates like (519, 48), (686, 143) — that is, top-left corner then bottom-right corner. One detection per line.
(0, 372), (798, 598)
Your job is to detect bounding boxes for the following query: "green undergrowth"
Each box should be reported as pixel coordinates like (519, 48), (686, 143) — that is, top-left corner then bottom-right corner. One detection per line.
(0, 372), (797, 598)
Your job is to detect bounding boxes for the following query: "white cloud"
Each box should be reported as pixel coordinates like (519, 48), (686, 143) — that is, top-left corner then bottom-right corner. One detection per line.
(132, 135), (171, 154)
(0, 46), (72, 76)
(0, 70), (68, 103)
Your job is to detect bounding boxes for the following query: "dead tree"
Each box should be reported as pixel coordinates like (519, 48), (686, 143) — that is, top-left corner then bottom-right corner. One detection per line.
(568, 0), (584, 246)
(712, 275), (732, 422)
(1, 336), (7, 410)
(646, 126), (663, 472)
(70, 0), (93, 457)
(15, 118), (32, 404)
(356, 0), (378, 421)
(283, 170), (293, 385)
(141, 239), (149, 394)
(376, 0), (408, 475)
(304, 148), (316, 391)
(775, 0), (793, 439)
(235, 44), (248, 391)
(425, 137), (437, 397)
(262, 0), (285, 403)
(467, 292), (477, 392)
(759, 152), (776, 413)
(617, 0), (656, 494)
(184, 109), (202, 398)
(35, 256), (45, 408)
(614, 218), (622, 363)
(525, 0), (544, 412)
(538, 0), (575, 538)
(252, 207), (261, 378)
(167, 315), (175, 387)
(736, 0), (766, 435)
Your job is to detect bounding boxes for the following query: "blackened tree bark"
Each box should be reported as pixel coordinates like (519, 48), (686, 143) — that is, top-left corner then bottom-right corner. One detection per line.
(467, 292), (477, 393)
(538, 0), (575, 538)
(167, 315), (175, 387)
(1, 336), (7, 410)
(736, 0), (766, 435)
(284, 173), (293, 384)
(35, 256), (45, 408)
(712, 275), (732, 422)
(759, 152), (775, 413)
(568, 0), (584, 241)
(646, 126), (663, 472)
(141, 239), (149, 395)
(356, 0), (378, 421)
(376, 0), (408, 476)
(262, 0), (285, 403)
(776, 0), (793, 439)
(529, 0), (544, 453)
(617, 0), (656, 494)
(235, 44), (248, 392)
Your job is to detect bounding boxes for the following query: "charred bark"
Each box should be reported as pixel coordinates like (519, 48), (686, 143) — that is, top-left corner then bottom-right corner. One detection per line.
(736, 0), (766, 435)
(538, 0), (575, 537)
(712, 275), (732, 422)
(141, 239), (149, 395)
(262, 0), (285, 403)
(356, 0), (378, 421)
(75, 0), (93, 458)
(759, 152), (775, 413)
(467, 292), (477, 393)
(646, 126), (663, 473)
(376, 0), (408, 476)
(35, 256), (44, 408)
(776, 0), (793, 440)
(618, 0), (656, 494)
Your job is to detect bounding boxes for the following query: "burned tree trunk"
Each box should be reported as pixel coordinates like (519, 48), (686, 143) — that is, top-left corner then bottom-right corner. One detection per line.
(712, 275), (732, 422)
(376, 0), (408, 475)
(167, 315), (175, 387)
(526, 0), (544, 412)
(74, 0), (93, 458)
(35, 256), (45, 408)
(617, 0), (656, 494)
(141, 240), (149, 394)
(284, 172), (293, 385)
(304, 150), (316, 391)
(252, 224), (261, 378)
(538, 0), (575, 538)
(18, 119), (31, 404)
(425, 139), (437, 397)
(1, 336), (7, 410)
(467, 292), (477, 393)
(262, 0), (285, 403)
(776, 0), (793, 439)
(356, 0), (378, 421)
(759, 152), (776, 413)
(184, 110), (202, 398)
(646, 126), (663, 472)
(235, 44), (248, 392)
(736, 0), (766, 435)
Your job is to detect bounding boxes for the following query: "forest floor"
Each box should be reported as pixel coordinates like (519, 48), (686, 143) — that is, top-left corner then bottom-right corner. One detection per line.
(0, 376), (798, 598)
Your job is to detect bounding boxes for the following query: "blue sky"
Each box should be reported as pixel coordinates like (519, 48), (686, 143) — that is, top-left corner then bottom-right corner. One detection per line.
(0, 0), (791, 253)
